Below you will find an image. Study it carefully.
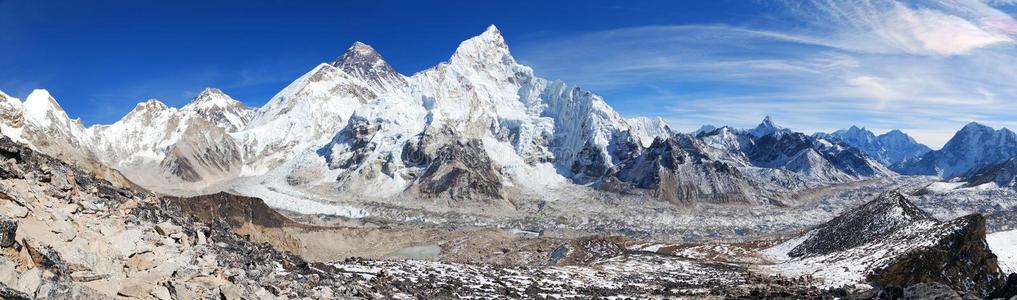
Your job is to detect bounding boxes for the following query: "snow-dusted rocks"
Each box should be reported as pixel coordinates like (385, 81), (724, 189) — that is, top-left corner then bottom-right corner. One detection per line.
(767, 191), (1005, 296)
(330, 42), (407, 91)
(601, 116), (895, 206)
(785, 191), (934, 257)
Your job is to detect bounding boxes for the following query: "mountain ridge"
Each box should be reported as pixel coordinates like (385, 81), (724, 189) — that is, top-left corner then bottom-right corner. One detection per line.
(815, 126), (931, 167)
(899, 122), (1017, 178)
(0, 25), (921, 210)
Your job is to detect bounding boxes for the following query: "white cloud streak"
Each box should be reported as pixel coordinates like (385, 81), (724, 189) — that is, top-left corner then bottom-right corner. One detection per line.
(515, 0), (1017, 148)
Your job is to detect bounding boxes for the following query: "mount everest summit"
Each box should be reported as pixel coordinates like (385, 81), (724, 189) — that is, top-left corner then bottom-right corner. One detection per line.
(1, 25), (1012, 210)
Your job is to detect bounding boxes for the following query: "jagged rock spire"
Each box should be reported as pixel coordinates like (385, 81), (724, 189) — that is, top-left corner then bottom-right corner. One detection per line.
(750, 115), (784, 137)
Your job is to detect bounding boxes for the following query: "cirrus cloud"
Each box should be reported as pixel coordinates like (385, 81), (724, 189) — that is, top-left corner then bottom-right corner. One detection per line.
(515, 0), (1017, 148)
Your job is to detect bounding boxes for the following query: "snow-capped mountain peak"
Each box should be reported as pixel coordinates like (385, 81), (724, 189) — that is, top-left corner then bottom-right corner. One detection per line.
(900, 122), (1017, 177)
(450, 25), (514, 67)
(749, 115), (785, 137)
(816, 126), (930, 167)
(23, 89), (73, 127)
(330, 42), (405, 89)
(178, 88), (254, 132)
(961, 121), (991, 131)
(183, 87), (245, 111)
(118, 99), (173, 125)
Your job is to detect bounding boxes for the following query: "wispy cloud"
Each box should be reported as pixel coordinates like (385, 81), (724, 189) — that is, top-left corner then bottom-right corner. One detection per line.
(515, 0), (1017, 148)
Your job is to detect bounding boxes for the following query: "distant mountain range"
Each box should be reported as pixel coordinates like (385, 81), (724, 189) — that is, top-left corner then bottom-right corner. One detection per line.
(899, 122), (1017, 178)
(2, 25), (1017, 211)
(815, 126), (931, 167)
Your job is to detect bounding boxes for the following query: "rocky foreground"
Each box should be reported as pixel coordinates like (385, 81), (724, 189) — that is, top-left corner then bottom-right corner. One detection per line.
(1, 133), (1017, 299)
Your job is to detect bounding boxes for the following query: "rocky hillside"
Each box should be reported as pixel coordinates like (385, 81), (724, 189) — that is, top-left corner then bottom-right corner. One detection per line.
(0, 135), (891, 299)
(767, 191), (1006, 297)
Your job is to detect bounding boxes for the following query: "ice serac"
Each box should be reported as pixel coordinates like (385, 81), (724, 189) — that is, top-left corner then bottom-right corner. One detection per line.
(626, 117), (673, 147)
(816, 126), (931, 167)
(901, 122), (1017, 177)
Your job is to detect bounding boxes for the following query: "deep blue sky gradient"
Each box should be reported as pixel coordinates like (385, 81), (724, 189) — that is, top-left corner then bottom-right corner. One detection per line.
(5, 0), (1017, 148)
(0, 0), (766, 124)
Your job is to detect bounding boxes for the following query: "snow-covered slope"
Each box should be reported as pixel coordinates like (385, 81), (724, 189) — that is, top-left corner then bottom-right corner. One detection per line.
(988, 229), (1017, 274)
(0, 26), (897, 210)
(626, 117), (672, 147)
(901, 122), (1017, 178)
(305, 25), (660, 200)
(85, 88), (254, 190)
(816, 126), (931, 167)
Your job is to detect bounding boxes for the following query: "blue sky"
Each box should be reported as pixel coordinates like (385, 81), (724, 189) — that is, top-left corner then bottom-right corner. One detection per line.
(2, 0), (1017, 148)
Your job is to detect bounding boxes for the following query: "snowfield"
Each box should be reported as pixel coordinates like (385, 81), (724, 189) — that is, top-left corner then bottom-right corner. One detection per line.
(988, 229), (1017, 274)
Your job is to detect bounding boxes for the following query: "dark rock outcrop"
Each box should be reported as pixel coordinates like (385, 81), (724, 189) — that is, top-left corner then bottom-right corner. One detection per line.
(901, 283), (962, 300)
(0, 215), (16, 247)
(788, 191), (934, 258)
(869, 214), (1002, 297)
(989, 273), (1017, 299)
(416, 138), (505, 202)
(0, 283), (31, 300)
(608, 135), (756, 205)
(162, 192), (296, 229)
